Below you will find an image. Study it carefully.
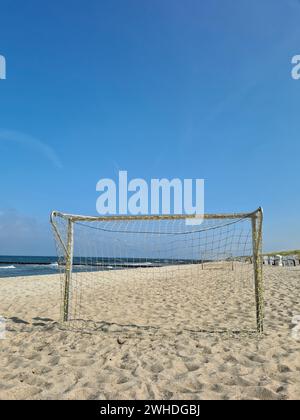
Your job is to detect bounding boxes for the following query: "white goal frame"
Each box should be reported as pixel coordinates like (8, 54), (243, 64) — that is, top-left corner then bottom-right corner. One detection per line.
(50, 208), (264, 333)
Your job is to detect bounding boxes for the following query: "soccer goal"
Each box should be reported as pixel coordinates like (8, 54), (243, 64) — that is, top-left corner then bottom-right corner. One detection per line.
(50, 208), (264, 333)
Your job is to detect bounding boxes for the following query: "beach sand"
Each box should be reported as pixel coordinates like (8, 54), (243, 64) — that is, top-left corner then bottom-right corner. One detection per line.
(0, 265), (299, 400)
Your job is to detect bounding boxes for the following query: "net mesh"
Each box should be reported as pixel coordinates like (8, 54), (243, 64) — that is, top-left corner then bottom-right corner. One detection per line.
(51, 214), (260, 333)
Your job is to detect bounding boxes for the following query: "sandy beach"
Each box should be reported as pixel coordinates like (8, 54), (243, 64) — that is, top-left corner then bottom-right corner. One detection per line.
(0, 264), (299, 400)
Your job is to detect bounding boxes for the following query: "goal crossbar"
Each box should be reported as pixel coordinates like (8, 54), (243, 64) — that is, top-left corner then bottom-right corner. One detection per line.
(51, 208), (261, 223)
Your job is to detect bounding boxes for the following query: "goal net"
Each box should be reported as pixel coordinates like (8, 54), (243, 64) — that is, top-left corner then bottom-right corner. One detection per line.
(51, 209), (264, 334)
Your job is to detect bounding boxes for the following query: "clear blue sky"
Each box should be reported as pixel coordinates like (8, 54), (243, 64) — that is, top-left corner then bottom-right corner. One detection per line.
(0, 0), (299, 254)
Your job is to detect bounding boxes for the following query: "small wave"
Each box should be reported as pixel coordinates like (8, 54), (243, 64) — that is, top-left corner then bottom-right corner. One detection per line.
(0, 265), (16, 269)
(128, 262), (153, 266)
(49, 262), (59, 268)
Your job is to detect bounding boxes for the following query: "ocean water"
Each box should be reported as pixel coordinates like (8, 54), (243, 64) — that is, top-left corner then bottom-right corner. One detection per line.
(0, 256), (61, 278)
(0, 256), (194, 278)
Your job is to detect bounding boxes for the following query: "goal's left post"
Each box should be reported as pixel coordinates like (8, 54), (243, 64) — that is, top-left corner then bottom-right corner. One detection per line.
(62, 219), (74, 322)
(50, 212), (74, 323)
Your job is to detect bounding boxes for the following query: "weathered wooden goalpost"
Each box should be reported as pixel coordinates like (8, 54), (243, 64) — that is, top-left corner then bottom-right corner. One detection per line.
(50, 208), (264, 333)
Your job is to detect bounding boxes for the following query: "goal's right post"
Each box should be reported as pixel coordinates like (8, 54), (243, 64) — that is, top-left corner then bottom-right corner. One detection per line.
(251, 208), (264, 333)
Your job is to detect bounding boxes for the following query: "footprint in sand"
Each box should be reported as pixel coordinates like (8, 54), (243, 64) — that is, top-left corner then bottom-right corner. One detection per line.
(291, 315), (300, 341)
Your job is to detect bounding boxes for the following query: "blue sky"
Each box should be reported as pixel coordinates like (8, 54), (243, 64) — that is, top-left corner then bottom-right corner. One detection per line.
(0, 0), (299, 254)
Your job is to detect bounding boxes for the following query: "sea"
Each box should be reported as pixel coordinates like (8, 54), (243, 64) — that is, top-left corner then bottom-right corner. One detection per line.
(0, 256), (196, 278)
(0, 256), (61, 277)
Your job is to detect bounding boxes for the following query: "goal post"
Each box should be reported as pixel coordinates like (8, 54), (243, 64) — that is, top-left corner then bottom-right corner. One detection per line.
(63, 219), (74, 322)
(50, 208), (264, 333)
(251, 208), (264, 333)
